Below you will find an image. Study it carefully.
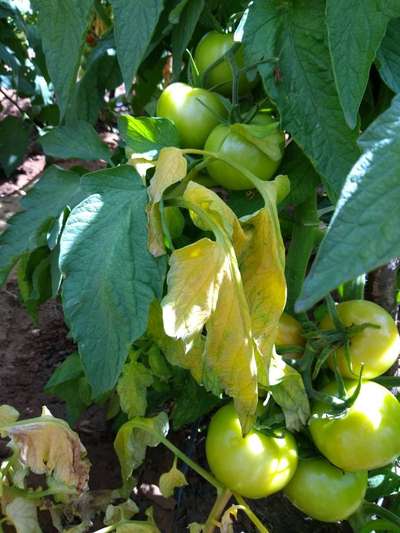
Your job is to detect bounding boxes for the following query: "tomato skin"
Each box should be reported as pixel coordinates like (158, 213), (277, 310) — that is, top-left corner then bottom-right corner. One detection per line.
(156, 82), (226, 148)
(204, 113), (284, 190)
(276, 313), (305, 355)
(310, 380), (400, 471)
(320, 300), (400, 379)
(163, 206), (184, 240)
(284, 458), (367, 522)
(194, 31), (254, 96)
(206, 403), (298, 498)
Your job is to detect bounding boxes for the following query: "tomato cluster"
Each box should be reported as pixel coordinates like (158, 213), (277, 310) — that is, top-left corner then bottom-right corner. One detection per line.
(154, 31), (400, 526)
(204, 301), (400, 523)
(156, 31), (285, 193)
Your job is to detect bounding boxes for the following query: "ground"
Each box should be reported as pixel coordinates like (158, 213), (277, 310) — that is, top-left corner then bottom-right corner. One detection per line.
(0, 147), (351, 532)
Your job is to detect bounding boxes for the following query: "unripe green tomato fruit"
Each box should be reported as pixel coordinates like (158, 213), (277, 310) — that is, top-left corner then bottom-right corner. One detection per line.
(276, 313), (305, 358)
(284, 458), (367, 522)
(320, 299), (400, 379)
(156, 82), (226, 148)
(206, 403), (298, 498)
(310, 380), (400, 471)
(194, 31), (255, 96)
(163, 206), (185, 240)
(204, 113), (284, 190)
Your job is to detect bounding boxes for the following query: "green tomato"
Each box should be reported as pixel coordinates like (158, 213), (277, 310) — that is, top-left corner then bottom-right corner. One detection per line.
(204, 112), (285, 190)
(163, 206), (185, 240)
(206, 403), (298, 498)
(284, 458), (367, 522)
(194, 31), (255, 96)
(276, 313), (305, 358)
(320, 299), (400, 379)
(156, 82), (226, 148)
(310, 380), (400, 471)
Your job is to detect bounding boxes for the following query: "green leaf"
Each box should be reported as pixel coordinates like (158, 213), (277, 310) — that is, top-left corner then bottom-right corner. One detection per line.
(40, 120), (111, 162)
(0, 166), (82, 286)
(32, 0), (94, 117)
(45, 352), (84, 389)
(17, 247), (52, 321)
(326, 0), (400, 129)
(297, 94), (400, 312)
(0, 116), (31, 177)
(118, 115), (179, 158)
(117, 359), (153, 419)
(45, 353), (92, 425)
(171, 375), (220, 430)
(114, 412), (169, 483)
(280, 142), (321, 207)
(376, 18), (400, 93)
(268, 353), (310, 432)
(171, 0), (205, 78)
(67, 34), (122, 124)
(242, 0), (360, 201)
(59, 166), (166, 396)
(109, 0), (164, 91)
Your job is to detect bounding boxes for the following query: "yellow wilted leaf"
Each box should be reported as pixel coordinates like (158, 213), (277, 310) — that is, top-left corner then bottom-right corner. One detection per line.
(220, 504), (241, 533)
(184, 181), (246, 253)
(204, 255), (258, 431)
(162, 236), (257, 431)
(4, 497), (41, 533)
(149, 147), (187, 204)
(4, 410), (90, 491)
(147, 301), (204, 384)
(239, 210), (286, 383)
(159, 457), (188, 497)
(147, 148), (187, 256)
(162, 238), (225, 341)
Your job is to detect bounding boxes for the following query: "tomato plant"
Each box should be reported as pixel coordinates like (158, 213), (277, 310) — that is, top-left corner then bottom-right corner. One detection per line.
(310, 380), (400, 471)
(156, 82), (226, 148)
(2, 0), (400, 531)
(204, 112), (285, 189)
(321, 299), (400, 379)
(284, 458), (367, 522)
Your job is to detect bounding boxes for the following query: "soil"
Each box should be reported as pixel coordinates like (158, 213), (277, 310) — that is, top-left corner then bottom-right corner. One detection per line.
(0, 137), (351, 532)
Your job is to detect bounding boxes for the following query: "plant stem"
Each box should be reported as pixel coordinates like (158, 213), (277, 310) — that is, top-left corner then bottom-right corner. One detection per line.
(234, 494), (270, 532)
(158, 435), (222, 490)
(204, 488), (232, 533)
(285, 192), (319, 314)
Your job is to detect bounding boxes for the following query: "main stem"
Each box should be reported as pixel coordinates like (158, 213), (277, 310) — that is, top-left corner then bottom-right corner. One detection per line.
(204, 488), (232, 533)
(285, 192), (319, 315)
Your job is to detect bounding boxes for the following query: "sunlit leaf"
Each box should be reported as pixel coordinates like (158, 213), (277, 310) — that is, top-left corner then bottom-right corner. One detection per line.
(238, 178), (287, 385)
(147, 301), (204, 384)
(163, 183), (258, 430)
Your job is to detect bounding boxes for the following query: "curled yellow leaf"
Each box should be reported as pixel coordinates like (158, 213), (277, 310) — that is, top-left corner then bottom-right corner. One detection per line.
(147, 147), (187, 256)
